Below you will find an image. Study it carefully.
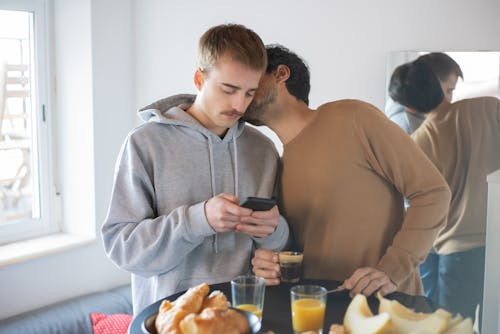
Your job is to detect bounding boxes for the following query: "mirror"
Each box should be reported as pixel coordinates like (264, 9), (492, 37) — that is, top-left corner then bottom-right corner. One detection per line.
(384, 51), (500, 115)
(385, 51), (500, 328)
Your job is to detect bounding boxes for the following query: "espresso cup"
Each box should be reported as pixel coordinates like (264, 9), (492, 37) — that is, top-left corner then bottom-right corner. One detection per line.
(279, 251), (303, 283)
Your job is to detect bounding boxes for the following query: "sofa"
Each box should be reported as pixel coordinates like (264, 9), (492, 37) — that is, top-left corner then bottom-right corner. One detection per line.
(0, 285), (132, 334)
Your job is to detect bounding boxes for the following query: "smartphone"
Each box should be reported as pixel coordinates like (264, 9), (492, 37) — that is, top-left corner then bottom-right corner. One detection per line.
(240, 197), (276, 211)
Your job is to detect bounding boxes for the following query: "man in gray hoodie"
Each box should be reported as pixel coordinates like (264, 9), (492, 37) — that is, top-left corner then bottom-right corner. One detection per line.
(101, 24), (289, 315)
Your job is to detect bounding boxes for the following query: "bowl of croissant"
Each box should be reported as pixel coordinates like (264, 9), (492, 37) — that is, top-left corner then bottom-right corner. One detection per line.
(141, 282), (261, 334)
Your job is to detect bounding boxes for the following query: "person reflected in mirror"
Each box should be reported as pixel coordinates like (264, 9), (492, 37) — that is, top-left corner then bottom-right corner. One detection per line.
(388, 53), (463, 303)
(387, 52), (463, 134)
(389, 59), (500, 324)
(101, 24), (289, 315)
(245, 45), (451, 299)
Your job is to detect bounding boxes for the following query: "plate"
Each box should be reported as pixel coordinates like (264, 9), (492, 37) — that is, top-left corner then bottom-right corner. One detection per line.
(141, 307), (261, 334)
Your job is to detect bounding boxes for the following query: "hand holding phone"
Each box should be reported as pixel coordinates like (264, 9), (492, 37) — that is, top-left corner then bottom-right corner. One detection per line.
(238, 197), (279, 238)
(240, 197), (276, 211)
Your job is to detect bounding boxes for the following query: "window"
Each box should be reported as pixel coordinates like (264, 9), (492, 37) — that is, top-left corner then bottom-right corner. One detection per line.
(446, 52), (500, 101)
(0, 0), (57, 244)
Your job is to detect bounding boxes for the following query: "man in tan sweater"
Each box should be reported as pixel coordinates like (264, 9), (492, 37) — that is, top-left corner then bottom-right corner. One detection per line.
(244, 45), (451, 297)
(390, 59), (500, 321)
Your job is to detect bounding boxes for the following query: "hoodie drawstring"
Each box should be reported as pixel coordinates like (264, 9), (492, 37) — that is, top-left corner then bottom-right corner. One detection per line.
(207, 137), (218, 253)
(208, 133), (239, 254)
(233, 132), (239, 198)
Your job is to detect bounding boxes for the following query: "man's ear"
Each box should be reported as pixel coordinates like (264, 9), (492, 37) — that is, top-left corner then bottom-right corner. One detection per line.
(194, 68), (205, 91)
(274, 64), (290, 83)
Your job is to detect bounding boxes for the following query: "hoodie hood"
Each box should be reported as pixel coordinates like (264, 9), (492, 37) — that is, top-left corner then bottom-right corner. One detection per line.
(138, 93), (245, 142)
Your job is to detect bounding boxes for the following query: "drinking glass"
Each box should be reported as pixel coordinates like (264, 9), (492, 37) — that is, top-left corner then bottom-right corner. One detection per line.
(231, 275), (266, 320)
(290, 285), (327, 334)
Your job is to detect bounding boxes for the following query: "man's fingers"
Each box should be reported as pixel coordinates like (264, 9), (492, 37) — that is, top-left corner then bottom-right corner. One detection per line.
(263, 278), (281, 286)
(246, 205), (278, 219)
(251, 256), (280, 273)
(240, 215), (275, 226)
(361, 276), (387, 296)
(252, 266), (279, 279)
(255, 248), (277, 261)
(226, 201), (252, 216)
(345, 267), (394, 297)
(378, 282), (397, 296)
(213, 193), (252, 217)
(251, 248), (280, 285)
(344, 267), (372, 290)
(349, 275), (371, 297)
(219, 213), (243, 224)
(241, 206), (279, 223)
(235, 223), (274, 237)
(252, 262), (280, 286)
(237, 206), (279, 237)
(210, 215), (241, 231)
(219, 193), (239, 203)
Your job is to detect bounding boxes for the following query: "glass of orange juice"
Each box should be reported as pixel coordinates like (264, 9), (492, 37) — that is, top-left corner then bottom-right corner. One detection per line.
(290, 285), (327, 334)
(231, 275), (266, 320)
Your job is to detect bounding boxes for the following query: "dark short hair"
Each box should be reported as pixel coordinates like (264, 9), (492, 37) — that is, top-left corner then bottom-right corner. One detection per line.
(389, 60), (444, 113)
(265, 44), (310, 105)
(417, 52), (463, 81)
(198, 24), (267, 72)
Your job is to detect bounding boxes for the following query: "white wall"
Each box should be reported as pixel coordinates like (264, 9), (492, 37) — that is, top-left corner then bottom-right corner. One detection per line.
(53, 0), (94, 237)
(1, 0), (499, 320)
(133, 0), (500, 111)
(91, 0), (136, 241)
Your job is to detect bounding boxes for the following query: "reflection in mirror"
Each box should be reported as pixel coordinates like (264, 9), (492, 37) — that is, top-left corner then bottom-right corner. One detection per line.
(385, 51), (500, 113)
(384, 51), (500, 332)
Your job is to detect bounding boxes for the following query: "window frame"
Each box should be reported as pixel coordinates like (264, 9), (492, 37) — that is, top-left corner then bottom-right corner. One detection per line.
(0, 0), (58, 245)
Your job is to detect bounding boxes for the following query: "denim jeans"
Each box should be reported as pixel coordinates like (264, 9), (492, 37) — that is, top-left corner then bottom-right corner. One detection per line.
(419, 247), (485, 323)
(419, 248), (439, 302)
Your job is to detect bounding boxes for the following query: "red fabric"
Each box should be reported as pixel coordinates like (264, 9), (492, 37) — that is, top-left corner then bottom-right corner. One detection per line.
(90, 313), (133, 334)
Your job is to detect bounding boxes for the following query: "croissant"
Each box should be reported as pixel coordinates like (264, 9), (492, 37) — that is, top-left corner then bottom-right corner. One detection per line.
(179, 307), (250, 334)
(155, 283), (210, 334)
(201, 290), (230, 310)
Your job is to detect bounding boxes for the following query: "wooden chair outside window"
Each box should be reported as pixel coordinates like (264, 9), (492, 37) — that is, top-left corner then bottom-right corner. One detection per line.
(0, 60), (32, 210)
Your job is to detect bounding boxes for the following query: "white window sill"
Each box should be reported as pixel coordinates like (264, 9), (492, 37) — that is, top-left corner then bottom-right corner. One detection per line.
(0, 233), (95, 267)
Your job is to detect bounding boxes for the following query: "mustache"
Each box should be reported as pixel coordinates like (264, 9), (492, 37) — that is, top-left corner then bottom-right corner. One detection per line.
(221, 110), (244, 117)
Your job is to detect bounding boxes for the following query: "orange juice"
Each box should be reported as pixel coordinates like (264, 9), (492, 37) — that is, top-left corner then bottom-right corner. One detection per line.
(291, 298), (326, 332)
(236, 304), (263, 318)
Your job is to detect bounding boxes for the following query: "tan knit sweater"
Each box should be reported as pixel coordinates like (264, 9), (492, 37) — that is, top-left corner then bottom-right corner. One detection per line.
(280, 100), (451, 296)
(412, 97), (500, 255)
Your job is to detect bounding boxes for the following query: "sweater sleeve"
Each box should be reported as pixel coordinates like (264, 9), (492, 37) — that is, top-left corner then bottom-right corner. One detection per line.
(354, 106), (451, 287)
(251, 215), (290, 251)
(101, 138), (215, 278)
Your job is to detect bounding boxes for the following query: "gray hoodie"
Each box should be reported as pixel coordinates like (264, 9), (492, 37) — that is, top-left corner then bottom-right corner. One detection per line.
(386, 99), (425, 134)
(102, 94), (289, 315)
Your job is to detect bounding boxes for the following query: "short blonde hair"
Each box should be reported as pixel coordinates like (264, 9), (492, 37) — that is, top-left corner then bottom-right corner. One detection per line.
(197, 24), (267, 72)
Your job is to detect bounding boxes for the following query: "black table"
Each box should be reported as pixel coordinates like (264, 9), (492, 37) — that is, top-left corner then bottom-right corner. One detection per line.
(129, 279), (436, 334)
